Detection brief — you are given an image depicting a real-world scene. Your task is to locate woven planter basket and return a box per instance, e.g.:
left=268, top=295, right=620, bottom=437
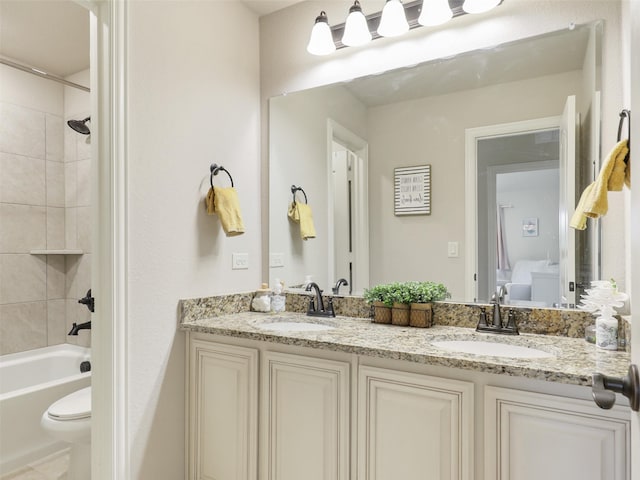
left=391, top=302, right=411, bottom=326
left=409, top=303, right=433, bottom=328
left=372, top=301, right=392, bottom=324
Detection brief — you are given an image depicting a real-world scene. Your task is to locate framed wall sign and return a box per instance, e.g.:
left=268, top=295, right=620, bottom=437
left=522, top=217, right=539, bottom=237
left=394, top=165, right=431, bottom=216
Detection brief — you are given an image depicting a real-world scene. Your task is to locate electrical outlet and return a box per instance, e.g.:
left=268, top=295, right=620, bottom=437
left=270, top=253, right=285, bottom=268
left=232, top=253, right=249, bottom=270
left=447, top=242, right=459, bottom=258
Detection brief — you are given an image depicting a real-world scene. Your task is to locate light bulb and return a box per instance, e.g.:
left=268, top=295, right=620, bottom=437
left=377, top=0, right=409, bottom=38
left=462, top=0, right=501, bottom=14
left=307, top=11, right=336, bottom=55
left=341, top=0, right=372, bottom=47
left=418, top=0, right=453, bottom=26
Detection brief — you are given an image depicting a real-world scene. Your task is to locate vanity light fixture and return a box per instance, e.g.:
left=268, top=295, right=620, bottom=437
left=378, top=0, right=410, bottom=38
left=307, top=0, right=503, bottom=55
left=462, top=0, right=501, bottom=14
left=342, top=0, right=372, bottom=47
left=306, top=11, right=336, bottom=55
left=418, top=0, right=453, bottom=26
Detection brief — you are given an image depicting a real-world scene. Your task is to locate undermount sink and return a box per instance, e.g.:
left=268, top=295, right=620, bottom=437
left=254, top=318, right=336, bottom=332
left=431, top=340, right=555, bottom=359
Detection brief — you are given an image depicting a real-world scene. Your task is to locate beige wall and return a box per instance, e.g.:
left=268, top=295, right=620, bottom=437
left=260, top=0, right=627, bottom=294
left=367, top=71, right=581, bottom=298
left=125, top=2, right=260, bottom=478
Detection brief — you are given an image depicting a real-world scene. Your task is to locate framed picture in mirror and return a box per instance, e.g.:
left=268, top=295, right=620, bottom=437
left=394, top=165, right=431, bottom=216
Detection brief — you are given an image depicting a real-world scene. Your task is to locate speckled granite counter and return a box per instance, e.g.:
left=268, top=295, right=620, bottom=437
left=180, top=310, right=630, bottom=387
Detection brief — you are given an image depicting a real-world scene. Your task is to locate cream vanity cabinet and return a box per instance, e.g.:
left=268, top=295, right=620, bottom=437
left=484, top=386, right=630, bottom=480
left=187, top=333, right=630, bottom=480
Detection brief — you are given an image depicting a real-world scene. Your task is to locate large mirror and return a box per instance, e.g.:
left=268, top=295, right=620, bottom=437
left=269, top=21, right=603, bottom=306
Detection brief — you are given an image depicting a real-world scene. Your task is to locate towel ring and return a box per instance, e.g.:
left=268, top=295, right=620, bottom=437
left=617, top=109, right=631, bottom=163
left=210, top=163, right=234, bottom=189
left=291, top=185, right=308, bottom=204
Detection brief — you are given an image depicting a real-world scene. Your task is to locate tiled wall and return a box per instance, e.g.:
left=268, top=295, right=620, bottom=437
left=0, top=68, right=91, bottom=355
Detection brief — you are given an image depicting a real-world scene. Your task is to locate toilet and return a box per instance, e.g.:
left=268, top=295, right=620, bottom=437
left=41, top=386, right=91, bottom=480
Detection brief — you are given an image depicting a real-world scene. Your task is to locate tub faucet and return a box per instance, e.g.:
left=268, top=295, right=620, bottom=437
left=332, top=278, right=349, bottom=295
left=305, top=282, right=335, bottom=317
left=68, top=320, right=91, bottom=336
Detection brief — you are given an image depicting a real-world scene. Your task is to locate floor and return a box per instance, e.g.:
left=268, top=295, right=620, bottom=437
left=0, top=449, right=70, bottom=480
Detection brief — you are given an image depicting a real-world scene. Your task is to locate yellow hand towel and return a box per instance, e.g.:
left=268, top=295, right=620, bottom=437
left=205, top=187, right=245, bottom=237
left=583, top=139, right=629, bottom=218
left=570, top=139, right=629, bottom=230
left=287, top=201, right=316, bottom=240
left=569, top=183, right=594, bottom=230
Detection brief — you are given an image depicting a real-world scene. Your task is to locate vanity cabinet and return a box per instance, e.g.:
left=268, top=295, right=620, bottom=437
left=357, top=366, right=474, bottom=480
left=484, top=386, right=630, bottom=480
left=186, top=334, right=630, bottom=480
left=187, top=340, right=259, bottom=480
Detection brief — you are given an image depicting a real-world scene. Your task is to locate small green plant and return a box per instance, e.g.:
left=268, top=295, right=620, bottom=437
left=410, top=281, right=450, bottom=304
left=364, top=281, right=450, bottom=307
left=363, top=284, right=394, bottom=307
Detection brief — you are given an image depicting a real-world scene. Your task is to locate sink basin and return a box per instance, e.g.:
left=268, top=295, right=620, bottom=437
left=431, top=340, right=555, bottom=359
left=254, top=319, right=336, bottom=332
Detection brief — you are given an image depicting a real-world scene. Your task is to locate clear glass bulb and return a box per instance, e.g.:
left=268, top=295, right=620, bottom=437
left=342, top=1, right=372, bottom=47
left=418, top=0, right=453, bottom=26
left=462, top=0, right=501, bottom=14
left=377, top=0, right=409, bottom=38
left=307, top=12, right=336, bottom=56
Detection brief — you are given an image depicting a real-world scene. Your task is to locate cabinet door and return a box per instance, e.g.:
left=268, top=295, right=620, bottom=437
left=485, top=386, right=630, bottom=480
left=261, top=351, right=350, bottom=480
left=358, top=365, right=474, bottom=480
left=188, top=339, right=258, bottom=480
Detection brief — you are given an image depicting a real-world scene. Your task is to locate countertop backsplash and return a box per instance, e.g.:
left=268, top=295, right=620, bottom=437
left=179, top=290, right=630, bottom=351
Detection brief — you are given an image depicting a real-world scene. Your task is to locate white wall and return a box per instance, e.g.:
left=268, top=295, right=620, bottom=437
left=260, top=0, right=627, bottom=292
left=125, top=2, right=260, bottom=478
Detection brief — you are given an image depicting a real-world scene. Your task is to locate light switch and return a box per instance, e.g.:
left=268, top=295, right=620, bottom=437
left=232, top=253, right=249, bottom=270
left=447, top=242, right=459, bottom=258
left=270, top=253, right=285, bottom=268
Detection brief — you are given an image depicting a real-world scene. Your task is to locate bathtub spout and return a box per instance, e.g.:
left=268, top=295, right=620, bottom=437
left=68, top=321, right=91, bottom=336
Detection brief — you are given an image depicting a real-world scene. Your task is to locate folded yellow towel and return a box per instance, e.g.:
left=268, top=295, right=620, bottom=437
left=570, top=139, right=629, bottom=230
left=287, top=201, right=316, bottom=240
left=205, top=187, right=245, bottom=237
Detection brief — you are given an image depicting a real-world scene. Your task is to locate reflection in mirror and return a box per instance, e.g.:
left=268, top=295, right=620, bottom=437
left=269, top=21, right=604, bottom=304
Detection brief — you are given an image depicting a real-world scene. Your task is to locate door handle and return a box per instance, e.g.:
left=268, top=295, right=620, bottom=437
left=592, top=364, right=640, bottom=411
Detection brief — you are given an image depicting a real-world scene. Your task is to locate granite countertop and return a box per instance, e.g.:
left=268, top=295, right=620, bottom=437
left=180, top=311, right=630, bottom=386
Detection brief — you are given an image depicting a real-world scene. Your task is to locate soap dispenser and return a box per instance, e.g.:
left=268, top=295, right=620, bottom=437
left=271, top=279, right=286, bottom=313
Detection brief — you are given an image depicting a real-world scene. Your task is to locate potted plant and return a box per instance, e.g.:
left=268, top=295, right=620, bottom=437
left=363, top=284, right=393, bottom=324
left=388, top=282, right=414, bottom=326
left=408, top=281, right=449, bottom=328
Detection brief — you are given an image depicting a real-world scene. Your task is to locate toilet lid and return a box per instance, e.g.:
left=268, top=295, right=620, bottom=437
left=48, top=386, right=91, bottom=420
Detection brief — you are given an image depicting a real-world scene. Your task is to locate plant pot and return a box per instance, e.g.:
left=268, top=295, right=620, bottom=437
left=391, top=302, right=410, bottom=326
left=410, top=302, right=433, bottom=328
left=372, top=301, right=392, bottom=324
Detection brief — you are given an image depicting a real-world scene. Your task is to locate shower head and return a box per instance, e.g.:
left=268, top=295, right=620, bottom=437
left=67, top=116, right=91, bottom=135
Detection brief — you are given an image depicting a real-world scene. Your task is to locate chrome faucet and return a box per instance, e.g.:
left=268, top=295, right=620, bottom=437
left=332, top=278, right=349, bottom=295
left=305, top=282, right=335, bottom=317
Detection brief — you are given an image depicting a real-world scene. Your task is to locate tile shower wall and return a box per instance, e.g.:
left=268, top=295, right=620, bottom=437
left=0, top=66, right=91, bottom=354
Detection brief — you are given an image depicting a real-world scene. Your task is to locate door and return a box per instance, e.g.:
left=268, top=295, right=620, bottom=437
left=631, top=3, right=640, bottom=477
left=261, top=351, right=350, bottom=480
left=558, top=95, right=577, bottom=306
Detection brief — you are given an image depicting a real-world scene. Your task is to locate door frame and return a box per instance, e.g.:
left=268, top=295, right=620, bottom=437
left=87, top=1, right=129, bottom=479
left=464, top=116, right=560, bottom=301
left=327, top=119, right=369, bottom=295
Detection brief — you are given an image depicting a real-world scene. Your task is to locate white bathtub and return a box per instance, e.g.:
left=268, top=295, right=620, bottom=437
left=0, top=344, right=91, bottom=475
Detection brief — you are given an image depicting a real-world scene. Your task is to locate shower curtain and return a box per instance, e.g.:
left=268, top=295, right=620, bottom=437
left=496, top=205, right=510, bottom=270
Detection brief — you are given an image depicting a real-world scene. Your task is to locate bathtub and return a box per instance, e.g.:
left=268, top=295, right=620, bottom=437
left=0, top=344, right=91, bottom=474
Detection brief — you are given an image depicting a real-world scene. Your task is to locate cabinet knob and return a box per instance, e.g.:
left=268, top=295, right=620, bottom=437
left=592, top=364, right=640, bottom=411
